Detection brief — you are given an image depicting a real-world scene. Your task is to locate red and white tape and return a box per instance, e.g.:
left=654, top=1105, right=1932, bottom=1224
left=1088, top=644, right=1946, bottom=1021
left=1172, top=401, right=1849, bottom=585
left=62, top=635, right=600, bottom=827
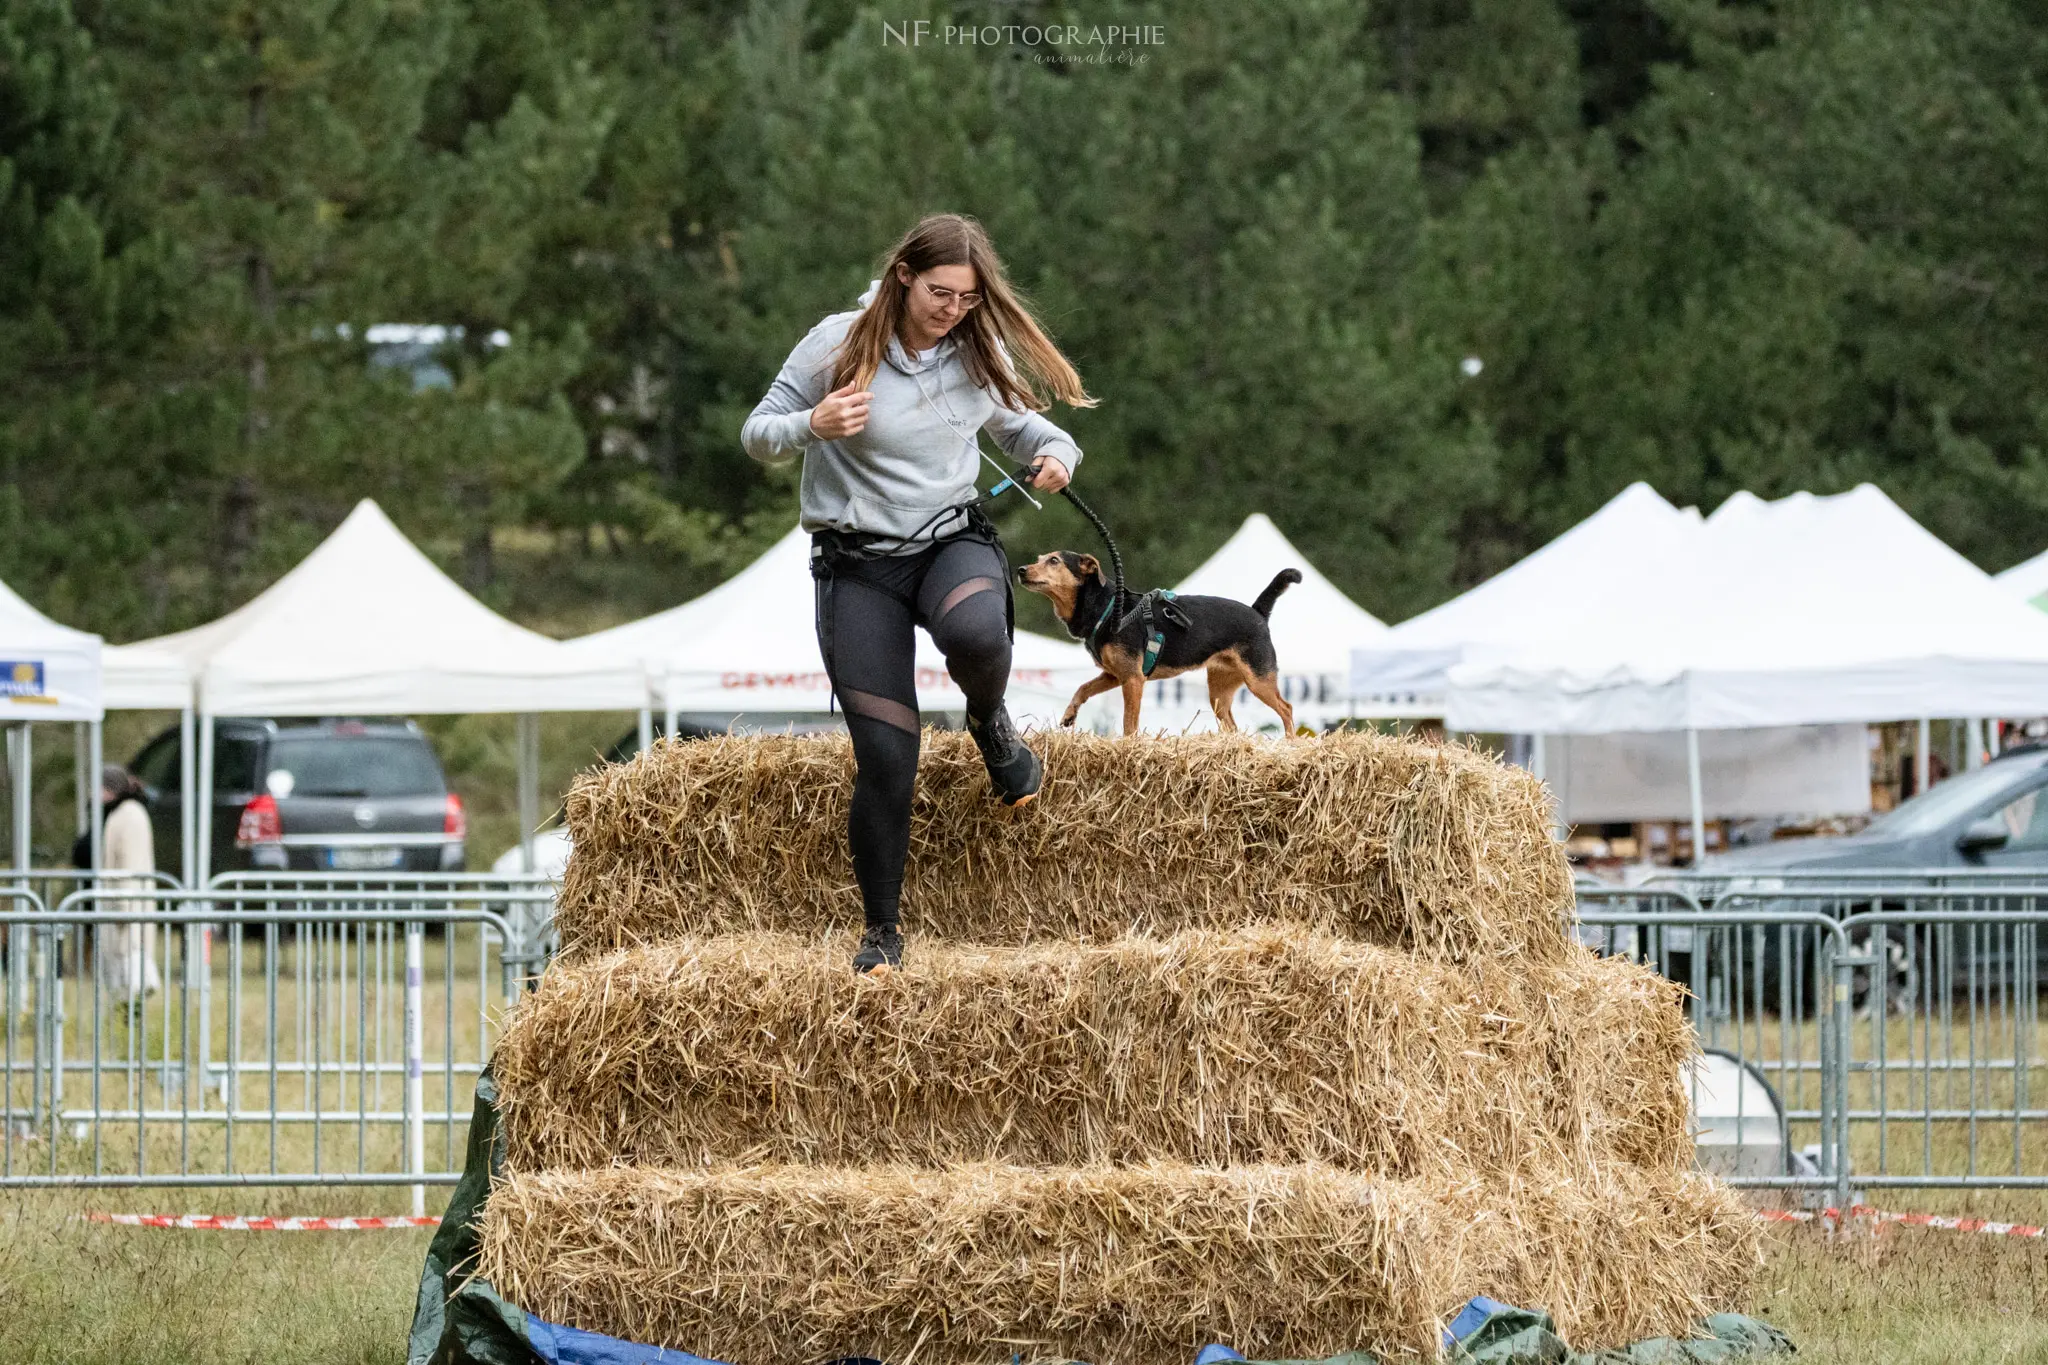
left=83, top=1212, right=440, bottom=1231
left=1758, top=1204, right=2046, bottom=1239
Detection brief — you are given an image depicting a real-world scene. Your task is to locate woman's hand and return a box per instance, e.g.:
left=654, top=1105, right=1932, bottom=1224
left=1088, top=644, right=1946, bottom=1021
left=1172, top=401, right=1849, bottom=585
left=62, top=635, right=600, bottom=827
left=807, top=381, right=873, bottom=441
left=1028, top=456, right=1071, bottom=493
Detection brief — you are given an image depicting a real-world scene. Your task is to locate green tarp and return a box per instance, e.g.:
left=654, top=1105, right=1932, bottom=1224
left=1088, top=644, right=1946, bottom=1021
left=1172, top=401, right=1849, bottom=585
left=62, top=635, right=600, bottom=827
left=407, top=1068, right=542, bottom=1365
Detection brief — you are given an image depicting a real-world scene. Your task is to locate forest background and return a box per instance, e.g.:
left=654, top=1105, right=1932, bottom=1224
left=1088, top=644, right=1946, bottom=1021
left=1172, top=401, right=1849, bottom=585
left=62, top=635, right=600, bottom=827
left=9, top=0, right=2048, bottom=646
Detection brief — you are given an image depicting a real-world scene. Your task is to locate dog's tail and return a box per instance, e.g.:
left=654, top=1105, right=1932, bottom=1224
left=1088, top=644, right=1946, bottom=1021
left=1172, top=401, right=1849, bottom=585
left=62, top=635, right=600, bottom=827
left=1252, top=568, right=1303, bottom=619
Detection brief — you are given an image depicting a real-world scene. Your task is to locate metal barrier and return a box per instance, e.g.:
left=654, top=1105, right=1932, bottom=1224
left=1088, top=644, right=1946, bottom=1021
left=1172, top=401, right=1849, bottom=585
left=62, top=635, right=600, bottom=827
left=17, top=863, right=2047, bottom=1200
left=0, top=881, right=551, bottom=1205
left=211, top=870, right=561, bottom=979
left=1580, top=872, right=2048, bottom=1199
left=1576, top=895, right=1855, bottom=1204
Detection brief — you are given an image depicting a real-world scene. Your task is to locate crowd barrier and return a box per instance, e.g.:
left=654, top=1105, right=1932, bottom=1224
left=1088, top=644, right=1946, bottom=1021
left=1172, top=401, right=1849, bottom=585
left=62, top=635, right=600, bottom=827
left=8, top=867, right=2048, bottom=1205
left=1581, top=871, right=2048, bottom=1206
left=0, top=874, right=553, bottom=1210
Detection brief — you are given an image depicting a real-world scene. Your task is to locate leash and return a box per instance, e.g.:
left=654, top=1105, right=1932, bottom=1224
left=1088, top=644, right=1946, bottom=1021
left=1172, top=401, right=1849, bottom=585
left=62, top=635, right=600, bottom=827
left=990, top=474, right=1189, bottom=676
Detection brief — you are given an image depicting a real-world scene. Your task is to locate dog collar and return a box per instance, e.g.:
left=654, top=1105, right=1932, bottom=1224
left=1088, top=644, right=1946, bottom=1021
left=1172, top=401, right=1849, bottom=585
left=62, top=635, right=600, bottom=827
left=1085, top=593, right=1118, bottom=658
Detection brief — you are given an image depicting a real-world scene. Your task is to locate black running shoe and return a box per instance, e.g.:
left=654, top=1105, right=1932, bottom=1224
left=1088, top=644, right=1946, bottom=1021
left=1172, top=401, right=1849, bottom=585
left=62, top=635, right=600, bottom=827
left=853, top=923, right=903, bottom=976
left=966, top=703, right=1043, bottom=806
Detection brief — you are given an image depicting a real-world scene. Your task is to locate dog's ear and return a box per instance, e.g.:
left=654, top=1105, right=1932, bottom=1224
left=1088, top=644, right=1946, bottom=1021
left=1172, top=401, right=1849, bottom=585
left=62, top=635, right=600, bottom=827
left=1075, top=553, right=1103, bottom=583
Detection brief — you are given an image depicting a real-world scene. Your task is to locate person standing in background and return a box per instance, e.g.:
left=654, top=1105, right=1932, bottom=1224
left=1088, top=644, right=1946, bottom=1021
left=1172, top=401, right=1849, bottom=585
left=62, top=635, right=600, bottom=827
left=92, top=765, right=160, bottom=1002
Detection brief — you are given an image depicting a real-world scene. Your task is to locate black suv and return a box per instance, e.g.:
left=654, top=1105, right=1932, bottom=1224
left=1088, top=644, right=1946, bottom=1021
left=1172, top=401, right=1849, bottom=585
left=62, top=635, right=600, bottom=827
left=129, top=718, right=465, bottom=878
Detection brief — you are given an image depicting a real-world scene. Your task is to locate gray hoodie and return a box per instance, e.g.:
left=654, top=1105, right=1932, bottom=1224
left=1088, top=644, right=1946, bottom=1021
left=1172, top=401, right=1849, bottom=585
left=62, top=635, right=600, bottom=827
left=741, top=282, right=1085, bottom=549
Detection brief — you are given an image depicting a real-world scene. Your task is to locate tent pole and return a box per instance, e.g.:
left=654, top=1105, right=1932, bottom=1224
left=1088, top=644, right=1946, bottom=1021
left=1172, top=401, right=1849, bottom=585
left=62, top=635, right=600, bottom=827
left=1916, top=717, right=1931, bottom=795
left=194, top=709, right=213, bottom=1100
left=1687, top=727, right=1707, bottom=868
left=88, top=721, right=103, bottom=875
left=194, top=712, right=213, bottom=892
left=7, top=726, right=27, bottom=1062
left=517, top=713, right=538, bottom=876
left=1990, top=720, right=2003, bottom=759
left=663, top=672, right=679, bottom=748
left=1967, top=718, right=1985, bottom=771
left=636, top=707, right=653, bottom=756
left=74, top=723, right=89, bottom=841
left=1529, top=734, right=1565, bottom=840
left=11, top=723, right=29, bottom=876
left=178, top=706, right=196, bottom=888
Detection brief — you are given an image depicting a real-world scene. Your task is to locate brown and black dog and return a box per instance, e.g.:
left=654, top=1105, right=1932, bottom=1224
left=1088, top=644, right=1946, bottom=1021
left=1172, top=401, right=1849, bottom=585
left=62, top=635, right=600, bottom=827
left=1018, top=551, right=1301, bottom=735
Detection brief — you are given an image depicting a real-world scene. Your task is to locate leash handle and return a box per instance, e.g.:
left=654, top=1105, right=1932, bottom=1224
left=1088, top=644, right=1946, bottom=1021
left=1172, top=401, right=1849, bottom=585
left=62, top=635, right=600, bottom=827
left=984, top=456, right=1043, bottom=509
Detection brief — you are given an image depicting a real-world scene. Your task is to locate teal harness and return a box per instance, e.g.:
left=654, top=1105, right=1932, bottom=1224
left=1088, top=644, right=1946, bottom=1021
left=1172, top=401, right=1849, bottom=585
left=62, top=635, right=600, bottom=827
left=1086, top=587, right=1192, bottom=678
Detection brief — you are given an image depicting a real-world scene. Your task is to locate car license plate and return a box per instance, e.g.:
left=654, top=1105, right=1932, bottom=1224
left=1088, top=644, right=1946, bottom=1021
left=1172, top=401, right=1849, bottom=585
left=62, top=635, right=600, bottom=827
left=326, top=846, right=404, bottom=870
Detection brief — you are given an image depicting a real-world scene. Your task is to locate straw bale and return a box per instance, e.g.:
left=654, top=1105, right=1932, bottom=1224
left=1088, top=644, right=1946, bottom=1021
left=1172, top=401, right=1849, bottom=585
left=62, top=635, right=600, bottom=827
left=1517, top=947, right=1694, bottom=1172
left=553, top=730, right=1572, bottom=963
left=494, top=931, right=1691, bottom=1179
left=477, top=1162, right=1759, bottom=1364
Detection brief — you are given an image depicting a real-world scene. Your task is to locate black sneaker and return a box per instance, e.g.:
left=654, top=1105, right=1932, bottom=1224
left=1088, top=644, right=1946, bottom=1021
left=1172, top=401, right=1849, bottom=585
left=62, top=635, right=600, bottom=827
left=853, top=923, right=903, bottom=976
left=966, top=703, right=1043, bottom=806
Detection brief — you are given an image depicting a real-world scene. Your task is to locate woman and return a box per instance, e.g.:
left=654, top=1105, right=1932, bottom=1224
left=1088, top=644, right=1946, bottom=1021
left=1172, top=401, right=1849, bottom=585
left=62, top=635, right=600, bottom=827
left=96, top=764, right=160, bottom=1002
left=743, top=212, right=1096, bottom=975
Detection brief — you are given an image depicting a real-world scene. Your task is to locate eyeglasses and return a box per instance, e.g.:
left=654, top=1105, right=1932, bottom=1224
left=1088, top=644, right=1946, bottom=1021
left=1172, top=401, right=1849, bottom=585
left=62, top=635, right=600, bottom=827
left=918, top=276, right=984, bottom=311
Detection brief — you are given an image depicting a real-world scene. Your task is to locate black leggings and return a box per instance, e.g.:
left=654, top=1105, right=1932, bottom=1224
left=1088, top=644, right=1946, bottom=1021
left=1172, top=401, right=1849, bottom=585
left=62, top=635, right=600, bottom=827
left=812, top=525, right=1014, bottom=928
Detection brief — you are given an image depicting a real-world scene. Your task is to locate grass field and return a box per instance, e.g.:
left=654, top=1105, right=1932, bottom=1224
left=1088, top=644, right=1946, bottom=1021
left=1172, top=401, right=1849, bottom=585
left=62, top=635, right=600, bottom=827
left=4, top=1182, right=2047, bottom=1363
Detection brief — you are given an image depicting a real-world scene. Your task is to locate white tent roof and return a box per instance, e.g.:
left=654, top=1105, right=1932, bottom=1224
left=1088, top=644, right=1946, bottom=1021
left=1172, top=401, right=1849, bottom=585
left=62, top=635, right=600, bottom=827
left=102, top=642, right=192, bottom=711
left=1351, top=482, right=1702, bottom=706
left=1444, top=484, right=2048, bottom=733
left=0, top=577, right=102, bottom=722
left=566, top=527, right=1099, bottom=725
left=126, top=499, right=640, bottom=716
left=1994, top=544, right=2048, bottom=609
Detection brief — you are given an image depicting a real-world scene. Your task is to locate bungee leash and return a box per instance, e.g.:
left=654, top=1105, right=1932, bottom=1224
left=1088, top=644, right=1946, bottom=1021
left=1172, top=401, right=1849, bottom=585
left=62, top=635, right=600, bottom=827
left=988, top=467, right=1189, bottom=676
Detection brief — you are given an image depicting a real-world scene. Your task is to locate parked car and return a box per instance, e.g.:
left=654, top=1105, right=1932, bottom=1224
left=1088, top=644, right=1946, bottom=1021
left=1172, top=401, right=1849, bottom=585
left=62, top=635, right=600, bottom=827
left=1691, top=745, right=2048, bottom=1011
left=1705, top=745, right=2048, bottom=880
left=129, top=718, right=464, bottom=878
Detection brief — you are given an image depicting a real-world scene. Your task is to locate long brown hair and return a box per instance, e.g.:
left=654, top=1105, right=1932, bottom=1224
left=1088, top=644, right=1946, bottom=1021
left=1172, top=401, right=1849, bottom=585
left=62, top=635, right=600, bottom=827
left=829, top=213, right=1097, bottom=414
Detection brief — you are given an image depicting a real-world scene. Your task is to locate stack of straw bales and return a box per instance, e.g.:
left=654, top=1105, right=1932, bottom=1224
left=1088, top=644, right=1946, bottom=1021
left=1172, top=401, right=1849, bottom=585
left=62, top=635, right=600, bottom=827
left=481, top=731, right=1757, bottom=1363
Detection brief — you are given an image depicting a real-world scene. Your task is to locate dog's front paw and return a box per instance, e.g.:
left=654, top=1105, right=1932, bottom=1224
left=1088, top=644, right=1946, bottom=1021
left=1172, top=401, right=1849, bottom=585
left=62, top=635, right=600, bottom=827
left=1060, top=710, right=1079, bottom=728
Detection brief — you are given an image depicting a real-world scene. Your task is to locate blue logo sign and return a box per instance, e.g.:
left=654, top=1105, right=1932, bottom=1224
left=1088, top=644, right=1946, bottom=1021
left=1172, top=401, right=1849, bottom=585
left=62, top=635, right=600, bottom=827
left=1, top=661, right=46, bottom=697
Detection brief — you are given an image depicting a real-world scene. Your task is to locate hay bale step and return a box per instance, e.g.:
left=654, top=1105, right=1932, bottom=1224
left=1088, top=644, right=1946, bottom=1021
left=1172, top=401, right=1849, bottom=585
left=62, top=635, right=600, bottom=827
left=479, top=1162, right=1759, bottom=1365
left=495, top=930, right=1691, bottom=1177
left=555, top=731, right=1572, bottom=962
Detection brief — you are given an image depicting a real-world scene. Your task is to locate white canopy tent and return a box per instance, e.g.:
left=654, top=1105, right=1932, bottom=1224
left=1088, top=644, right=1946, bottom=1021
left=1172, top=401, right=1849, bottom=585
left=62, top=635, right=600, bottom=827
left=0, top=578, right=102, bottom=723
left=102, top=642, right=195, bottom=711
left=1112, top=514, right=1388, bottom=734
left=1446, top=486, right=2048, bottom=732
left=1444, top=484, right=2048, bottom=853
left=1541, top=725, right=1872, bottom=827
left=1350, top=482, right=1702, bottom=711
left=566, top=527, right=1102, bottom=737
left=1, top=576, right=106, bottom=892
left=1346, top=483, right=1877, bottom=847
left=121, top=499, right=644, bottom=881
left=137, top=500, right=639, bottom=717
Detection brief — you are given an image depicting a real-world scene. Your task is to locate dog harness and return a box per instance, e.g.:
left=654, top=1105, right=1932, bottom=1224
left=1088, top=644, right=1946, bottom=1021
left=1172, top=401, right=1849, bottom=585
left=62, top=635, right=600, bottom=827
left=1087, top=588, right=1194, bottom=678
